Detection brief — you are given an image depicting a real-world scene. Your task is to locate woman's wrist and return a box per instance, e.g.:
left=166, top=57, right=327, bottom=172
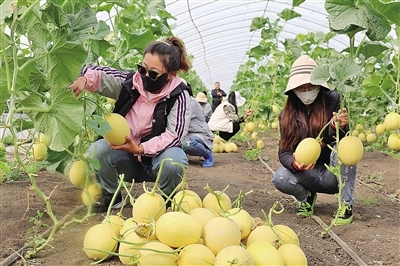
left=138, top=144, right=143, bottom=155
left=78, top=75, right=87, bottom=89
left=134, top=144, right=143, bottom=156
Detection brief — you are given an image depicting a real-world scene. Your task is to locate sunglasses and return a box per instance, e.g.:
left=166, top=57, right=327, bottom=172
left=137, top=63, right=165, bottom=81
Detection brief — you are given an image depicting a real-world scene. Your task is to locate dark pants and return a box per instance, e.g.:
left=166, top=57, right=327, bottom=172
left=214, top=122, right=241, bottom=141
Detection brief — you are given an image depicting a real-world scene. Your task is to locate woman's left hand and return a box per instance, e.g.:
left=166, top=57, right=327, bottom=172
left=332, top=108, right=348, bottom=127
left=109, top=136, right=139, bottom=154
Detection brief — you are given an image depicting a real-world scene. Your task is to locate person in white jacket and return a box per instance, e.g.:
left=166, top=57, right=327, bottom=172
left=208, top=91, right=253, bottom=141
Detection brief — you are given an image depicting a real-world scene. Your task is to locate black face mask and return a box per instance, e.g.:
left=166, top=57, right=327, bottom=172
left=141, top=73, right=168, bottom=93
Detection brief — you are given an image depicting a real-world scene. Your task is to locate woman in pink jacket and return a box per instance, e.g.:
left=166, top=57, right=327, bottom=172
left=69, top=37, right=192, bottom=213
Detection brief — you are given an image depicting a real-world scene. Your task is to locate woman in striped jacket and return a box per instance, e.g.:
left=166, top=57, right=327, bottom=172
left=69, top=36, right=192, bottom=213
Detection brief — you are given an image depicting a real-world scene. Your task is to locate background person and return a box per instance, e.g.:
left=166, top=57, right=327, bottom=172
left=271, top=55, right=356, bottom=225
left=211, top=82, right=226, bottom=112
left=182, top=85, right=214, bottom=168
left=195, top=92, right=212, bottom=122
left=208, top=91, right=253, bottom=141
left=69, top=36, right=192, bottom=213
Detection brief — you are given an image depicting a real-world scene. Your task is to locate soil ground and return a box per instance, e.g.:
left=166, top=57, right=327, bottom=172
left=0, top=132, right=399, bottom=266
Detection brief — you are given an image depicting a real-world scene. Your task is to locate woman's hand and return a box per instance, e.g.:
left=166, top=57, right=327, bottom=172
left=292, top=154, right=316, bottom=171
left=68, top=76, right=86, bottom=97
left=244, top=109, right=253, bottom=120
left=331, top=108, right=348, bottom=127
left=109, top=136, right=140, bottom=154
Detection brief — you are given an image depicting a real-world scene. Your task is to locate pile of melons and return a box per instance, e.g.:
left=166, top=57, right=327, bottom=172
left=82, top=187, right=308, bottom=266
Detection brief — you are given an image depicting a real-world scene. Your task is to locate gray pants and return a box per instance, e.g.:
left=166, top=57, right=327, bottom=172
left=271, top=150, right=356, bottom=205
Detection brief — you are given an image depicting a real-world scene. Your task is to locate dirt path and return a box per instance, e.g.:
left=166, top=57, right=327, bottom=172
left=0, top=133, right=399, bottom=265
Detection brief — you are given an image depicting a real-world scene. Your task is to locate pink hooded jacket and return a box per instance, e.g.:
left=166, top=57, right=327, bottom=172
left=82, top=66, right=191, bottom=156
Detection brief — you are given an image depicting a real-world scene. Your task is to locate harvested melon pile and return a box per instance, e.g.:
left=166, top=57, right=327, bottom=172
left=82, top=183, right=308, bottom=266
left=212, top=135, right=238, bottom=153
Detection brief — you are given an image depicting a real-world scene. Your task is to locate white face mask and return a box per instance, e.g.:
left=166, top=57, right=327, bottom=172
left=293, top=87, right=320, bottom=105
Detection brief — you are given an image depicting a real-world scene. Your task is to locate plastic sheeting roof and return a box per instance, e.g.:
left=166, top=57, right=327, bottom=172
left=165, top=1, right=356, bottom=92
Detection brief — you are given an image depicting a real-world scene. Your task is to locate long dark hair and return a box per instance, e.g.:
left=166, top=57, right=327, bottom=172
left=227, top=91, right=238, bottom=113
left=144, top=36, right=191, bottom=73
left=280, top=89, right=328, bottom=151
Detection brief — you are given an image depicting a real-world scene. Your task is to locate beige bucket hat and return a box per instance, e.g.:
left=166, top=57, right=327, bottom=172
left=195, top=92, right=208, bottom=103
left=285, top=55, right=329, bottom=94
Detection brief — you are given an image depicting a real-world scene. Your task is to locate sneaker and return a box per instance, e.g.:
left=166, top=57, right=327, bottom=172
left=335, top=204, right=353, bottom=225
left=92, top=190, right=124, bottom=213
left=297, top=191, right=317, bottom=217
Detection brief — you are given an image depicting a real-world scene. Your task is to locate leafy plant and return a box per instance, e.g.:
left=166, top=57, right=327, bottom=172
left=244, top=148, right=260, bottom=161
left=0, top=0, right=195, bottom=258
left=26, top=210, right=48, bottom=258
left=359, top=195, right=379, bottom=206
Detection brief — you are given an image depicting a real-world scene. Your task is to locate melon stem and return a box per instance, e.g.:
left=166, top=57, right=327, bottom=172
left=204, top=183, right=230, bottom=216
left=105, top=174, right=125, bottom=217
left=231, top=189, right=253, bottom=208
left=155, top=160, right=187, bottom=207
left=144, top=158, right=173, bottom=195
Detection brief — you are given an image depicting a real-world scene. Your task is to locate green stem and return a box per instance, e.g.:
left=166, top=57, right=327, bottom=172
left=105, top=174, right=126, bottom=217
left=261, top=201, right=285, bottom=247
left=353, top=35, right=366, bottom=59
left=119, top=180, right=135, bottom=214
left=316, top=119, right=333, bottom=141
left=144, top=158, right=173, bottom=195
left=231, top=190, right=253, bottom=208
left=321, top=121, right=344, bottom=236
left=15, top=107, right=50, bottom=113
left=204, top=183, right=230, bottom=216
left=19, top=53, right=48, bottom=72
left=156, top=160, right=187, bottom=210
left=0, top=31, right=12, bottom=94
left=16, top=0, right=40, bottom=21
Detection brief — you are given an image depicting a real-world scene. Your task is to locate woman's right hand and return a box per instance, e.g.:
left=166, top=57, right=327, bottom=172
left=244, top=109, right=253, bottom=119
left=68, top=76, right=86, bottom=97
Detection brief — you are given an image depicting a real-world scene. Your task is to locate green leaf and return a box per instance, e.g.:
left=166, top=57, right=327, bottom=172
left=277, top=8, right=301, bottom=22
left=380, top=76, right=394, bottom=92
left=329, top=58, right=360, bottom=82
left=370, top=0, right=400, bottom=26
left=293, top=0, right=305, bottom=7
left=325, top=0, right=391, bottom=40
left=12, top=117, right=34, bottom=132
left=362, top=74, right=383, bottom=97
left=87, top=115, right=111, bottom=136
left=27, top=16, right=51, bottom=53
left=45, top=31, right=87, bottom=88
left=88, top=20, right=110, bottom=40
left=120, top=28, right=155, bottom=53
left=90, top=39, right=113, bottom=58
left=250, top=17, right=268, bottom=31
left=248, top=45, right=268, bottom=60
left=282, top=39, right=302, bottom=58
left=314, top=31, right=326, bottom=44
left=335, top=81, right=356, bottom=93
left=66, top=8, right=98, bottom=44
left=46, top=148, right=73, bottom=175
left=21, top=89, right=84, bottom=152
left=107, top=0, right=129, bottom=8
left=311, top=65, right=330, bottom=85
left=147, top=0, right=165, bottom=16
left=0, top=0, right=17, bottom=24
left=343, top=42, right=389, bottom=60
left=41, top=2, right=68, bottom=28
